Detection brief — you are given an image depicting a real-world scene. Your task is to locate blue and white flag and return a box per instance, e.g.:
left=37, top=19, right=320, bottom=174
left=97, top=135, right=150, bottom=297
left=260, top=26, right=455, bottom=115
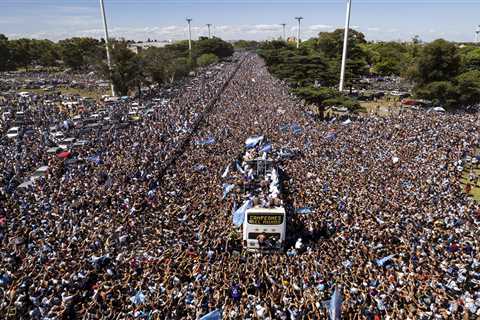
left=291, top=124, right=302, bottom=134
left=221, top=164, right=230, bottom=178
left=328, top=286, right=342, bottom=320
left=296, top=207, right=313, bottom=214
left=376, top=254, right=395, bottom=267
left=235, top=161, right=245, bottom=175
left=260, top=143, right=272, bottom=153
left=130, top=291, right=145, bottom=305
left=222, top=183, right=235, bottom=200
left=195, top=137, right=215, bottom=146
left=87, top=155, right=102, bottom=165
left=200, top=309, right=222, bottom=320
left=279, top=124, right=290, bottom=133
left=325, top=132, right=337, bottom=141
left=245, top=135, right=264, bottom=148
left=233, top=200, right=252, bottom=227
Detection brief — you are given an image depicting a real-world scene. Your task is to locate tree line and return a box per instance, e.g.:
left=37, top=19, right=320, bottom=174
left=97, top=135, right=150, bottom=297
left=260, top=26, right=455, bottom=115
left=258, top=30, right=480, bottom=115
left=0, top=34, right=234, bottom=96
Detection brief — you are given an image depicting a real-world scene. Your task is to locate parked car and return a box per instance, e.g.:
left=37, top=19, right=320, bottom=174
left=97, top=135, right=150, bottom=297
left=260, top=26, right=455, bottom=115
left=7, top=126, right=21, bottom=139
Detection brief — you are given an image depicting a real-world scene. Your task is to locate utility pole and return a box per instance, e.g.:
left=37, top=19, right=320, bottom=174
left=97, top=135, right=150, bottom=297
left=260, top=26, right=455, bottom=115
left=207, top=23, right=212, bottom=39
left=186, top=18, right=193, bottom=57
left=281, top=23, right=286, bottom=41
left=294, top=17, right=303, bottom=49
left=339, top=0, right=352, bottom=92
left=99, top=0, right=115, bottom=96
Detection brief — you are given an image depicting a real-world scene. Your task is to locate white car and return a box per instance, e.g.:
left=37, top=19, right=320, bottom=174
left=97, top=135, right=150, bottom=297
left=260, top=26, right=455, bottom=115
left=58, top=137, right=76, bottom=150
left=7, top=127, right=20, bottom=139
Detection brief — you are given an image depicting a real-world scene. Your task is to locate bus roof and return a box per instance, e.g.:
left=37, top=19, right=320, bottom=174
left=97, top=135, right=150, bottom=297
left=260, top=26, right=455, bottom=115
left=246, top=207, right=285, bottom=214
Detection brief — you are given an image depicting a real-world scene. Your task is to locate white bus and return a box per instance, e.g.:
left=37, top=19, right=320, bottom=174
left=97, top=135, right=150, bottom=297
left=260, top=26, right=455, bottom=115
left=243, top=207, right=286, bottom=250
left=240, top=157, right=287, bottom=251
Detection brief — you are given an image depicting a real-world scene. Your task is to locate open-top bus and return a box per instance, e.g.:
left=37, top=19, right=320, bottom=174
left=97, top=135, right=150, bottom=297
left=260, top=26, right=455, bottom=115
left=241, top=140, right=288, bottom=251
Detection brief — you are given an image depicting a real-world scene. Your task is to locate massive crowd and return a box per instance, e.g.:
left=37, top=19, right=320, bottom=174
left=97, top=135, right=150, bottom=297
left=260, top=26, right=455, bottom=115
left=1, top=53, right=480, bottom=319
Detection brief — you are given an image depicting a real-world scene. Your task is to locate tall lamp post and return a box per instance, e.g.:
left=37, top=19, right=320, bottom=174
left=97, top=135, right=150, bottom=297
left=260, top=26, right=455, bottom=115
left=99, top=0, right=115, bottom=96
left=294, top=17, right=303, bottom=48
left=339, top=0, right=352, bottom=92
left=186, top=18, right=193, bottom=57
left=207, top=23, right=212, bottom=38
left=281, top=23, right=286, bottom=41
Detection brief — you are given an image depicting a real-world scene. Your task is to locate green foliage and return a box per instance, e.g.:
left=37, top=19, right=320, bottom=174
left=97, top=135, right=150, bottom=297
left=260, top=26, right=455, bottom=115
left=361, top=42, right=409, bottom=76
left=165, top=40, right=191, bottom=58
left=140, top=47, right=175, bottom=85
left=58, top=37, right=104, bottom=70
left=456, top=70, right=480, bottom=106
left=415, top=81, right=459, bottom=107
left=8, top=38, right=33, bottom=70
left=98, top=42, right=144, bottom=96
left=408, top=39, right=480, bottom=108
left=233, top=40, right=259, bottom=50
left=313, top=29, right=369, bottom=89
left=323, top=96, right=360, bottom=110
left=193, top=37, right=234, bottom=60
left=292, top=86, right=358, bottom=118
left=168, top=57, right=194, bottom=82
left=197, top=53, right=219, bottom=67
left=410, top=39, right=461, bottom=85
left=315, top=29, right=366, bottom=59
left=462, top=48, right=480, bottom=72
left=29, top=39, right=59, bottom=67
left=293, top=86, right=338, bottom=104
left=269, top=53, right=334, bottom=87
left=0, top=34, right=10, bottom=71
left=259, top=40, right=290, bottom=51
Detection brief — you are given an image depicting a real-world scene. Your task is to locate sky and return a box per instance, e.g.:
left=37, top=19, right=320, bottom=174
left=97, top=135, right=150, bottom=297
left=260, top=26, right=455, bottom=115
left=1, top=0, right=480, bottom=43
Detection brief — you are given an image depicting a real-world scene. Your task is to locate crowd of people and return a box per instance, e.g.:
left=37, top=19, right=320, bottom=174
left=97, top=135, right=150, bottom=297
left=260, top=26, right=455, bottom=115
left=1, top=52, right=480, bottom=319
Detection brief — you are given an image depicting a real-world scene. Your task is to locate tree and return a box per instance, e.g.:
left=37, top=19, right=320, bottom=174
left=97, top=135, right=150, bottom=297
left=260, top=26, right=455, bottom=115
left=58, top=37, right=103, bottom=70
left=314, top=29, right=369, bottom=90
left=233, top=40, right=259, bottom=50
left=323, top=96, right=360, bottom=111
left=410, top=39, right=461, bottom=85
left=165, top=41, right=190, bottom=59
left=269, top=53, right=335, bottom=87
left=140, top=47, right=174, bottom=85
left=9, top=38, right=33, bottom=70
left=0, top=34, right=10, bottom=71
left=292, top=86, right=339, bottom=119
left=29, top=39, right=59, bottom=67
left=415, top=81, right=459, bottom=107
left=462, top=48, right=480, bottom=72
left=197, top=53, right=219, bottom=67
left=259, top=40, right=290, bottom=51
left=361, top=42, right=409, bottom=76
left=315, top=29, right=366, bottom=59
left=99, top=42, right=144, bottom=96
left=456, top=70, right=480, bottom=106
left=166, top=57, right=193, bottom=83
left=193, top=37, right=234, bottom=60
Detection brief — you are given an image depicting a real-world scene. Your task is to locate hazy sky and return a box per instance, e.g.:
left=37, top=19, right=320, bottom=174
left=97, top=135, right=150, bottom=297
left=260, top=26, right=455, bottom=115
left=1, top=0, right=479, bottom=42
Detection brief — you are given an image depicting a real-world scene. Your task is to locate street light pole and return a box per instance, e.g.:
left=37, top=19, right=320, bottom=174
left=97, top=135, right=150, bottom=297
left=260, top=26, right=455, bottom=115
left=99, top=0, right=115, bottom=96
left=186, top=18, right=193, bottom=56
left=281, top=23, right=286, bottom=41
left=207, top=23, right=212, bottom=39
left=295, top=17, right=303, bottom=49
left=339, top=0, right=352, bottom=92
